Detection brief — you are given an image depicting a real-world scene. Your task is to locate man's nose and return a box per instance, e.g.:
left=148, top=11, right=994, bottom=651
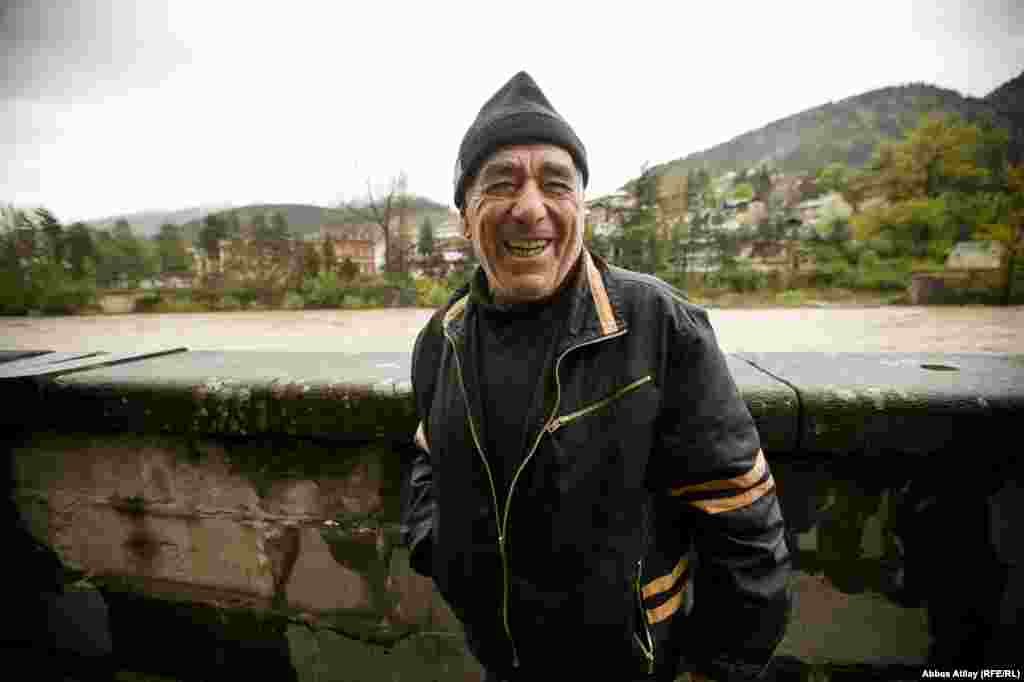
left=510, top=181, right=546, bottom=224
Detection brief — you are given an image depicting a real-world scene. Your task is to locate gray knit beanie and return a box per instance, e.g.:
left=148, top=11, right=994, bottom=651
left=453, top=71, right=588, bottom=209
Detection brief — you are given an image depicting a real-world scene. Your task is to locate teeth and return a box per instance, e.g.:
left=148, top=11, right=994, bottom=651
left=506, top=239, right=548, bottom=249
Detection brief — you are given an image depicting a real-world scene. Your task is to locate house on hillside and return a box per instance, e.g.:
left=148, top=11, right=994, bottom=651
left=585, top=191, right=636, bottom=238
left=770, top=174, right=816, bottom=208
left=946, top=241, right=1005, bottom=270
left=320, top=223, right=379, bottom=275
left=796, top=192, right=851, bottom=227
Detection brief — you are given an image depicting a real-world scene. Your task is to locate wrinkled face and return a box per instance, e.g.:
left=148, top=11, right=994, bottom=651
left=462, top=144, right=584, bottom=305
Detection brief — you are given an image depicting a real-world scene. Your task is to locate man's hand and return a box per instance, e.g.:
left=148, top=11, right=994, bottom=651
left=689, top=672, right=719, bottom=682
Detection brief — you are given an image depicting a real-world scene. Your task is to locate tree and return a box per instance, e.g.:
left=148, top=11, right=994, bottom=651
left=35, top=207, right=64, bottom=266
left=198, top=213, right=230, bottom=272
left=871, top=113, right=991, bottom=201
left=270, top=211, right=289, bottom=240
left=301, top=241, right=321, bottom=280
left=975, top=162, right=1024, bottom=304
left=339, top=172, right=409, bottom=274
left=753, top=166, right=773, bottom=201
left=156, top=223, right=191, bottom=276
left=65, top=222, right=96, bottom=280
left=339, top=257, right=359, bottom=282
left=418, top=215, right=436, bottom=257
left=321, top=235, right=337, bottom=274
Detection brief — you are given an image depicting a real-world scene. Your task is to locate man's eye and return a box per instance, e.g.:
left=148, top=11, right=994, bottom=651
left=546, top=181, right=573, bottom=193
left=485, top=182, right=516, bottom=194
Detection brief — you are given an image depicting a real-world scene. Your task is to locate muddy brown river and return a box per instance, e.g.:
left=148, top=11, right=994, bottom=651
left=1, top=306, right=1023, bottom=356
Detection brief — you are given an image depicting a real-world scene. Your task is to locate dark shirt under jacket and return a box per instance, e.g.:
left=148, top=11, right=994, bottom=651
left=467, top=263, right=578, bottom=497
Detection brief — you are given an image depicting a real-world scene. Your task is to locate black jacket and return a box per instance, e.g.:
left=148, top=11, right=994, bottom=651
left=400, top=251, right=791, bottom=680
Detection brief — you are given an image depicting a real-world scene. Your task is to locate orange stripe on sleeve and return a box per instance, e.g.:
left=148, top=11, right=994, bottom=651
left=642, top=556, right=689, bottom=600
left=688, top=475, right=776, bottom=515
left=669, top=449, right=767, bottom=497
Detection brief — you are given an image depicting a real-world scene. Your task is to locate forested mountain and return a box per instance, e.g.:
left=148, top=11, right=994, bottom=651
left=647, top=70, right=1024, bottom=182
left=179, top=196, right=451, bottom=242
left=86, top=205, right=232, bottom=238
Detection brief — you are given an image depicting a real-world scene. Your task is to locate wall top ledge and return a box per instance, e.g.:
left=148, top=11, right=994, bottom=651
left=2, top=350, right=1021, bottom=456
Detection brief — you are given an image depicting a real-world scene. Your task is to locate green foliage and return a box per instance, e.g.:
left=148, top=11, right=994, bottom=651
left=156, top=223, right=191, bottom=275
left=133, top=291, right=164, bottom=312
left=731, top=182, right=755, bottom=201
left=302, top=270, right=345, bottom=307
left=282, top=291, right=306, bottom=310
left=417, top=215, right=436, bottom=257
left=342, top=294, right=366, bottom=309
left=415, top=277, right=453, bottom=307
left=29, top=262, right=98, bottom=314
left=338, top=257, right=359, bottom=282
left=708, top=265, right=767, bottom=293
left=776, top=289, right=807, bottom=305
left=219, top=294, right=244, bottom=311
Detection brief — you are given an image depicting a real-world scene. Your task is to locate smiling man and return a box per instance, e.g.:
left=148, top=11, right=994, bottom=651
left=400, top=71, right=791, bottom=682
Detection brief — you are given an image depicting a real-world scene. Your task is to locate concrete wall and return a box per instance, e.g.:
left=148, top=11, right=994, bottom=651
left=2, top=349, right=1021, bottom=680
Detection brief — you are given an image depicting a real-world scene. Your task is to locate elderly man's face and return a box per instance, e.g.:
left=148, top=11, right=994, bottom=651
left=462, top=144, right=584, bottom=305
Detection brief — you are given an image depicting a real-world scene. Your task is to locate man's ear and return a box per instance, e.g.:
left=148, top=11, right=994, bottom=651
left=460, top=210, right=470, bottom=239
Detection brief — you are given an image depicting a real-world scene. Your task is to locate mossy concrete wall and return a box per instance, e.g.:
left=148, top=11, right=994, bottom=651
left=2, top=349, right=1021, bottom=680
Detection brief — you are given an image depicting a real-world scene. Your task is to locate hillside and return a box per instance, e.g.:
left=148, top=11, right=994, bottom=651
left=86, top=204, right=233, bottom=238
left=179, top=196, right=451, bottom=243
left=647, top=71, right=1023, bottom=183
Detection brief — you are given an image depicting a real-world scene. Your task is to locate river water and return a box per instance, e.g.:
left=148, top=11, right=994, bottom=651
left=2, top=306, right=1022, bottom=355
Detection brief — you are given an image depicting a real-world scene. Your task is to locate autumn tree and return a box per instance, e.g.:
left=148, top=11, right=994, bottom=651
left=975, top=162, right=1024, bottom=304
left=301, top=241, right=321, bottom=280
left=851, top=113, right=1010, bottom=260
left=321, top=235, right=337, bottom=274
left=339, top=172, right=409, bottom=274
left=198, top=214, right=230, bottom=270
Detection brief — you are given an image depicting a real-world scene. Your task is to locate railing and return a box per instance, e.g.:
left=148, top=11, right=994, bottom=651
left=2, top=348, right=1021, bottom=680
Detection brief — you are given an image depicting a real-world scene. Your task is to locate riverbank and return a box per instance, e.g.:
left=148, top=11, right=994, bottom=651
left=3, top=306, right=1022, bottom=355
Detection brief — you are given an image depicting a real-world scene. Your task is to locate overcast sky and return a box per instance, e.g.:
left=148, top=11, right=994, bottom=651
left=2, top=0, right=1023, bottom=224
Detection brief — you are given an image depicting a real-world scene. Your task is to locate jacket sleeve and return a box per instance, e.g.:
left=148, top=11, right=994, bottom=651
left=651, top=305, right=792, bottom=681
left=399, top=314, right=443, bottom=578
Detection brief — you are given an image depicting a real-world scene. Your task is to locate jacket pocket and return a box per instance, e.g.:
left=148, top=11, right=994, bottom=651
left=547, top=374, right=654, bottom=434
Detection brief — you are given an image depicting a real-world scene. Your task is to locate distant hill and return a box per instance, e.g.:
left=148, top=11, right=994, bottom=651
left=179, top=196, right=452, bottom=243
left=85, top=204, right=233, bottom=238
left=645, top=70, right=1024, bottom=184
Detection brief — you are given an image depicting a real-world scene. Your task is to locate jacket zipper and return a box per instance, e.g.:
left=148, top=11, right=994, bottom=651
left=443, top=324, right=511, bottom=661
left=446, top=318, right=629, bottom=669
left=545, top=374, right=653, bottom=435
left=634, top=558, right=656, bottom=675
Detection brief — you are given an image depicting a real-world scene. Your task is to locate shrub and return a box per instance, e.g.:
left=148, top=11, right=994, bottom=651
left=429, top=285, right=452, bottom=307
left=225, top=287, right=259, bottom=309
left=192, top=288, right=221, bottom=308
left=776, top=289, right=806, bottom=306
left=282, top=292, right=306, bottom=310
left=711, top=266, right=766, bottom=293
left=342, top=294, right=365, bottom=308
left=132, top=291, right=163, bottom=313
left=303, top=271, right=345, bottom=308
left=858, top=249, right=881, bottom=270
left=219, top=294, right=243, bottom=311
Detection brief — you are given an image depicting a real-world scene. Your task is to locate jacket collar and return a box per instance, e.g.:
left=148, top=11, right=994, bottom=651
left=443, top=249, right=626, bottom=350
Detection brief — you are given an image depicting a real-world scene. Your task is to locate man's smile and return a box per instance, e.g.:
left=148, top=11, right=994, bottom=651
left=504, top=239, right=552, bottom=258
